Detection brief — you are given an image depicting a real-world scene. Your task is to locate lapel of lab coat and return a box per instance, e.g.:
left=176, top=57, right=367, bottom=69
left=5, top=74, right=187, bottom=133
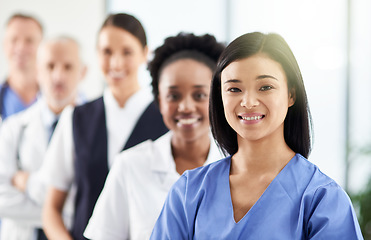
left=18, top=100, right=49, bottom=171
left=148, top=131, right=224, bottom=191
left=149, top=132, right=180, bottom=191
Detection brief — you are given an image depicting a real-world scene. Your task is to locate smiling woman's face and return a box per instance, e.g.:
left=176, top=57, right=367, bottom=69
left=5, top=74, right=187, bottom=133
left=97, top=26, right=147, bottom=89
left=221, top=53, right=295, bottom=143
left=158, top=58, right=212, bottom=143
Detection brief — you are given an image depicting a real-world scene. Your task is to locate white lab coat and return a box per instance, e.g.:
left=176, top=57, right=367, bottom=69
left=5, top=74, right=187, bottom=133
left=0, top=98, right=74, bottom=240
left=84, top=131, right=225, bottom=240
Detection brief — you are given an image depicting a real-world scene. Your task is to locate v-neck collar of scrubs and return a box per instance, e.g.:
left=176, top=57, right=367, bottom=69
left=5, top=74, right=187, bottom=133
left=225, top=154, right=299, bottom=224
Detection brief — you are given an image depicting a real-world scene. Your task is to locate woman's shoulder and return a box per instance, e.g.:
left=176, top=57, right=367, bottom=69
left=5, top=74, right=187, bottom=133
left=293, top=154, right=339, bottom=188
left=292, top=155, right=362, bottom=238
left=114, top=139, right=156, bottom=167
left=114, top=132, right=171, bottom=169
left=165, top=156, right=231, bottom=209
left=74, top=95, right=103, bottom=112
left=182, top=156, right=230, bottom=183
left=290, top=154, right=350, bottom=204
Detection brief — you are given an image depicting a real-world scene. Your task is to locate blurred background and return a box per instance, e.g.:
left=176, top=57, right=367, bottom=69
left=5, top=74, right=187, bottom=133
left=1, top=0, right=371, bottom=237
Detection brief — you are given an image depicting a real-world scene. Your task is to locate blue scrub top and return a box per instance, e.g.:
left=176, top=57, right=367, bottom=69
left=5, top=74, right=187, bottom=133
left=0, top=82, right=36, bottom=121
left=151, top=154, right=363, bottom=239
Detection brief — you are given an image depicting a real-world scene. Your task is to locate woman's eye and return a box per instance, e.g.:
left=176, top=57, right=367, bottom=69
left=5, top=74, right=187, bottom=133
left=123, top=49, right=132, bottom=56
left=260, top=85, right=273, bottom=91
left=193, top=92, right=208, bottom=101
left=103, top=49, right=111, bottom=56
left=227, top=87, right=241, bottom=93
left=166, top=93, right=180, bottom=101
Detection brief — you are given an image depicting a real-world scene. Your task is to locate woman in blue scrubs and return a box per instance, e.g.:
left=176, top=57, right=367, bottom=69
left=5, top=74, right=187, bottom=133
left=150, top=32, right=363, bottom=239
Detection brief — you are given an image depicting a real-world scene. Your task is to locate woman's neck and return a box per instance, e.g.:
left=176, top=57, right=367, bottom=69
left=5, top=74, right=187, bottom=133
left=171, top=133, right=211, bottom=174
left=110, top=80, right=140, bottom=108
left=232, top=132, right=295, bottom=175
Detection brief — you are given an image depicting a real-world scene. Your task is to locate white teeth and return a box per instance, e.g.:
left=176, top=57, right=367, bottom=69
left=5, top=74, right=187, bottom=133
left=178, top=118, right=198, bottom=124
left=109, top=71, right=125, bottom=78
left=241, top=115, right=262, bottom=121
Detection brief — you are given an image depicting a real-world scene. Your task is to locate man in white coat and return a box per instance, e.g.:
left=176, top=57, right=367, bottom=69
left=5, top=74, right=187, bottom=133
left=0, top=36, right=86, bottom=240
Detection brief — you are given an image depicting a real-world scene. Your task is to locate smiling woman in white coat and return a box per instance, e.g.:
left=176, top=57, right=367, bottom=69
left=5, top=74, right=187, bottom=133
left=83, top=33, right=225, bottom=240
left=41, top=13, right=168, bottom=240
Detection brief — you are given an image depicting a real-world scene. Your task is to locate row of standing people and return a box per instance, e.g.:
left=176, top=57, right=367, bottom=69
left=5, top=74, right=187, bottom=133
left=0, top=12, right=364, bottom=240
left=85, top=26, right=363, bottom=239
left=0, top=12, right=168, bottom=239
left=0, top=12, right=224, bottom=239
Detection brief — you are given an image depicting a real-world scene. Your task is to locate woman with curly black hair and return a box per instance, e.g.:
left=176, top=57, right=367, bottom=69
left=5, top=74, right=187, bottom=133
left=84, top=33, right=225, bottom=239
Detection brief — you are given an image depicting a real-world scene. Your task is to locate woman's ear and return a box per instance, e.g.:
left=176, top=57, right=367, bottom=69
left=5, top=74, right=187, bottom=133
left=288, top=88, right=296, bottom=107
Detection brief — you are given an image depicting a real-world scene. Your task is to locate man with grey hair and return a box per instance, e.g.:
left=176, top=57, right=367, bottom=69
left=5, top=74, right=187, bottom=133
left=0, top=13, right=43, bottom=124
left=0, top=36, right=86, bottom=240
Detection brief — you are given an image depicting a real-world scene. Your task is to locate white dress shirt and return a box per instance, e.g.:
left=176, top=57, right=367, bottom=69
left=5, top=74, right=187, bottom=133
left=84, top=131, right=224, bottom=240
left=42, top=87, right=153, bottom=229
left=0, top=98, right=62, bottom=240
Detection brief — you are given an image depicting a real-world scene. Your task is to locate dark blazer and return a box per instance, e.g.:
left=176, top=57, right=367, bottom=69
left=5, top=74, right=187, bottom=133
left=71, top=97, right=168, bottom=240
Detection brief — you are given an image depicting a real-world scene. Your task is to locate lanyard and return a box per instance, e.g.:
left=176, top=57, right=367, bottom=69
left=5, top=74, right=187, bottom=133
left=0, top=81, right=9, bottom=124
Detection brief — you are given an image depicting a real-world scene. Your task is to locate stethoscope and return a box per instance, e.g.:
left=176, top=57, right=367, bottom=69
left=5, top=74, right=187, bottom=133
left=0, top=81, right=9, bottom=125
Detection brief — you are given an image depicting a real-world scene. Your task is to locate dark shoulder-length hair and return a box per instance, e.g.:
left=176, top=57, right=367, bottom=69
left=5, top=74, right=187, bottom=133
left=210, top=32, right=312, bottom=158
left=99, top=13, right=147, bottom=48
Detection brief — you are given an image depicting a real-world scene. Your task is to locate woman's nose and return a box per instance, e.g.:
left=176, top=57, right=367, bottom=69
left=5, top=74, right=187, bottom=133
left=178, top=96, right=196, bottom=112
left=240, top=92, right=259, bottom=109
left=110, top=54, right=124, bottom=69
